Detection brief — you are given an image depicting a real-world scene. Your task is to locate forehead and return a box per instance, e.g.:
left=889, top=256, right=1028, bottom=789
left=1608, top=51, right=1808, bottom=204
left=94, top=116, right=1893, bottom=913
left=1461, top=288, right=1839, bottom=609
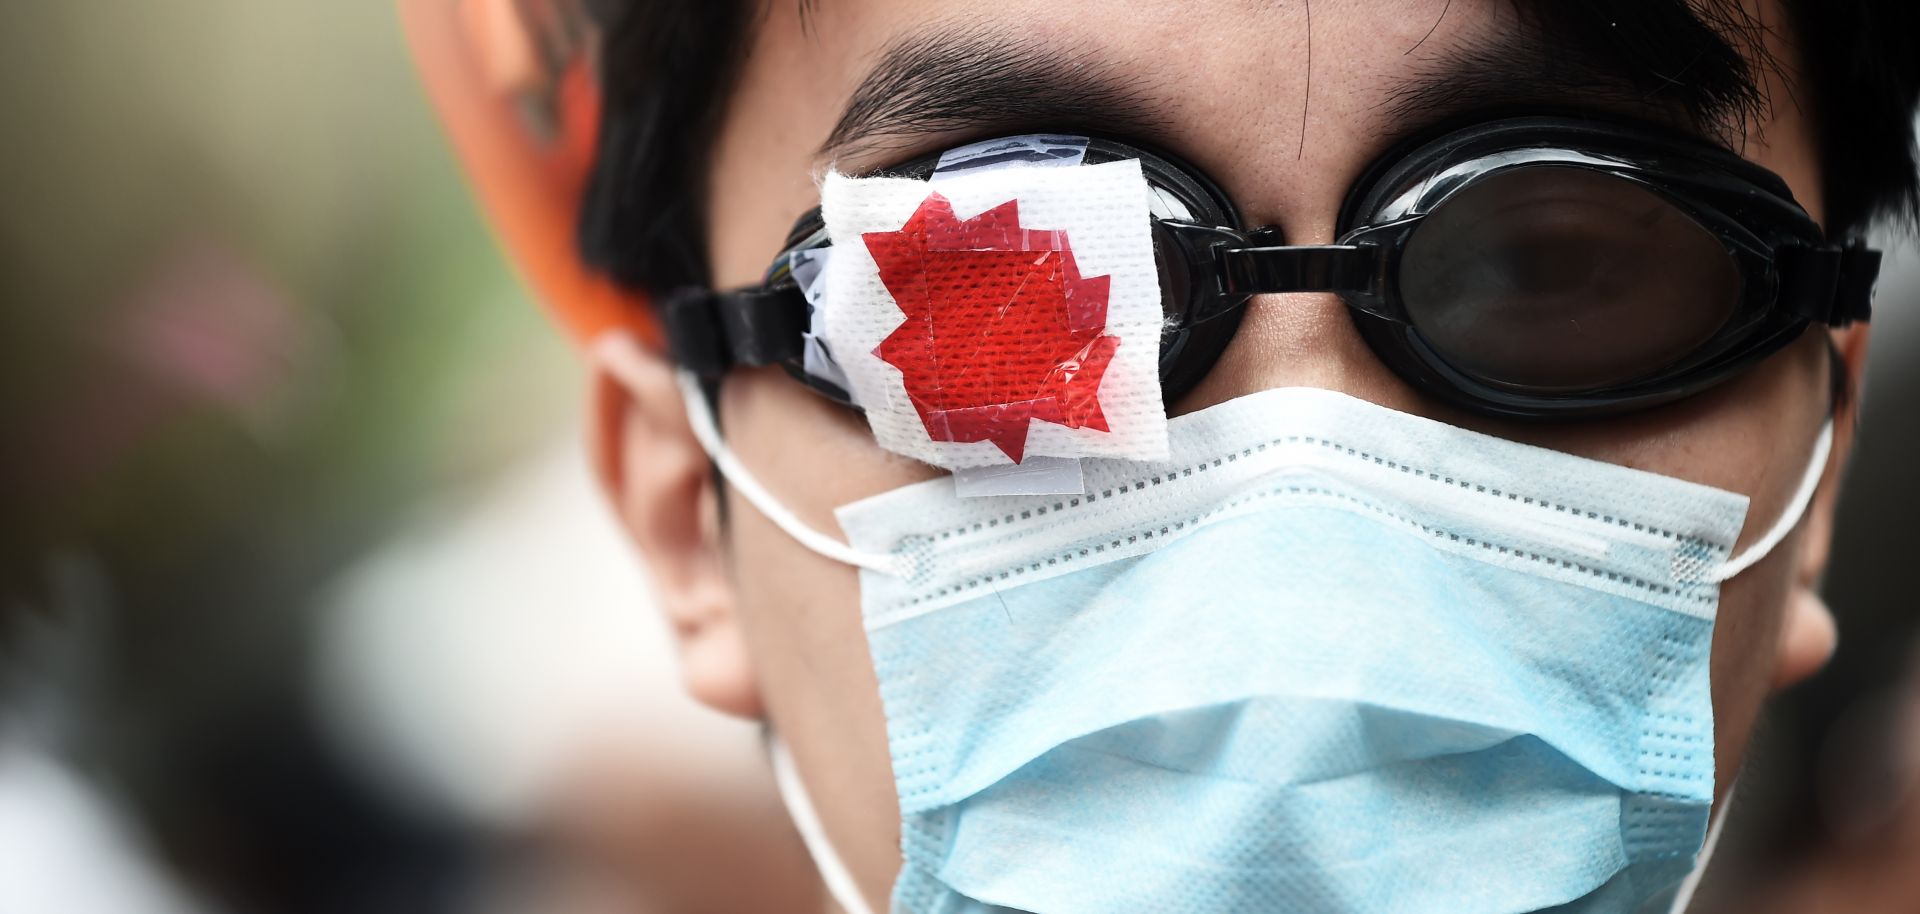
left=730, top=0, right=1520, bottom=168
left=704, top=0, right=1810, bottom=284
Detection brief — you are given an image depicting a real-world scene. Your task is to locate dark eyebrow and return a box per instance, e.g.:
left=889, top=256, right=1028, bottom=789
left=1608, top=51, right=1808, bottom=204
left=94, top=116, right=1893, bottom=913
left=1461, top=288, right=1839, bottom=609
left=1382, top=6, right=1768, bottom=147
left=818, top=24, right=1169, bottom=165
left=823, top=6, right=1770, bottom=168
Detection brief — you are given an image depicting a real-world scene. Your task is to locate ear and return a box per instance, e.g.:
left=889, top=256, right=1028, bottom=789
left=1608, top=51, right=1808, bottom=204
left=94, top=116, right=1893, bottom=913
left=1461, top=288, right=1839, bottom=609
left=1772, top=325, right=1871, bottom=690
left=591, top=333, right=765, bottom=719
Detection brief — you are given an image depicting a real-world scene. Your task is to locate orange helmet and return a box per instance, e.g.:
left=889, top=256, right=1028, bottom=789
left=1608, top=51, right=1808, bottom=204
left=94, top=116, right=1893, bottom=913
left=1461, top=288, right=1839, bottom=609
left=399, top=0, right=656, bottom=349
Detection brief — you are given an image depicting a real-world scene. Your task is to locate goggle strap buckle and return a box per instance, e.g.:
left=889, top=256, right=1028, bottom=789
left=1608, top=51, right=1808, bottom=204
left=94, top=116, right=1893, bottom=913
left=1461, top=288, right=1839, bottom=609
left=1778, top=242, right=1881, bottom=327
left=1832, top=243, right=1882, bottom=326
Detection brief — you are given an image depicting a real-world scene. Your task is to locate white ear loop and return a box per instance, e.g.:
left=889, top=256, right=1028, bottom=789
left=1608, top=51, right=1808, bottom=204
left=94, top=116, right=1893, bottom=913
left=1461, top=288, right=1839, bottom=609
left=592, top=331, right=906, bottom=577
left=1708, top=420, right=1833, bottom=583
left=770, top=739, right=881, bottom=914
left=597, top=332, right=889, bottom=909
left=1664, top=777, right=1739, bottom=914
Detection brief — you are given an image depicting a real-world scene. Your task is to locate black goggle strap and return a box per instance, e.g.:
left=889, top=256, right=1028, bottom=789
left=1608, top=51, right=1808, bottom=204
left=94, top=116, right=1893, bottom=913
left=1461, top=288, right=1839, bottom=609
left=663, top=227, right=1881, bottom=382
left=663, top=284, right=810, bottom=378
left=664, top=236, right=1387, bottom=383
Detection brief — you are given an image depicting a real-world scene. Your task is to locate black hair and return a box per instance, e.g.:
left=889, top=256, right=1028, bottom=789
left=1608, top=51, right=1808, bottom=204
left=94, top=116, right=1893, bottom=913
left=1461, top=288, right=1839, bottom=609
left=576, top=0, right=757, bottom=296
left=578, top=0, right=1920, bottom=298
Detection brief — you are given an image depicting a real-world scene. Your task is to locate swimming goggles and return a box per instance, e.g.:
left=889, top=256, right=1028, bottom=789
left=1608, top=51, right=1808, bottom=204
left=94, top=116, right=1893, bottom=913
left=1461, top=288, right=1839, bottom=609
left=664, top=115, right=1880, bottom=420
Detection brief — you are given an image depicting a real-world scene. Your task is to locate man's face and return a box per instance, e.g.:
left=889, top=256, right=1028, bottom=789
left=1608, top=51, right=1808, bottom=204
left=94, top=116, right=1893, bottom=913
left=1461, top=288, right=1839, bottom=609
left=608, top=0, right=1865, bottom=906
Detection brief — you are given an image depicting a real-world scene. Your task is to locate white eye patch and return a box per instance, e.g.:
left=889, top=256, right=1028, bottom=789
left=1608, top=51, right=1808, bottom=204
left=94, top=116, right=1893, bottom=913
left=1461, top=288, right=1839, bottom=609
left=816, top=157, right=1170, bottom=472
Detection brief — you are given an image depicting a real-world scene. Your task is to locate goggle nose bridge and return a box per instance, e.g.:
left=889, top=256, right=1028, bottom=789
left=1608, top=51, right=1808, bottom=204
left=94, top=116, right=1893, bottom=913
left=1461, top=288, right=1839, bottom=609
left=1219, top=242, right=1388, bottom=300
left=1155, top=220, right=1399, bottom=330
left=1186, top=217, right=1409, bottom=324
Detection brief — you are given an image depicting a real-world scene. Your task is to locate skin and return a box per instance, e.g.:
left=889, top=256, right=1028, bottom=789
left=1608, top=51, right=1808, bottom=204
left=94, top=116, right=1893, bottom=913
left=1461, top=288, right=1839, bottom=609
left=592, top=2, right=1866, bottom=910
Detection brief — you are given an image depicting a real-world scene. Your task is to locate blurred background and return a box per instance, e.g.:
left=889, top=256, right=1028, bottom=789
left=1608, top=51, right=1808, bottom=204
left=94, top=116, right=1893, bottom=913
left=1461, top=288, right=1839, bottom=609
left=0, top=4, right=1916, bottom=913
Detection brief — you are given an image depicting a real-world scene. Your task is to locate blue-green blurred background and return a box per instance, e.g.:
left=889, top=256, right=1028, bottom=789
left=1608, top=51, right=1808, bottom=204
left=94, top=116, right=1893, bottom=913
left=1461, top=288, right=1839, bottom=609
left=3, top=4, right=1919, bottom=913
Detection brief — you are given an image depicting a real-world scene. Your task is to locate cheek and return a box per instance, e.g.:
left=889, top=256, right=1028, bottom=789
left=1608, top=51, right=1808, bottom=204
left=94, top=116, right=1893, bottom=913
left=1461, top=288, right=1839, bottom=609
left=725, top=495, right=881, bottom=761
left=715, top=368, right=930, bottom=878
left=1599, top=334, right=1829, bottom=800
left=1706, top=527, right=1801, bottom=795
left=722, top=491, right=907, bottom=889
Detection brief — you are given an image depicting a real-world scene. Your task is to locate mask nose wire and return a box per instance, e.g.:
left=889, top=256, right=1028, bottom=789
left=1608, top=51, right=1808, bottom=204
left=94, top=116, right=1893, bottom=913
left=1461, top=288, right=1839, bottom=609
left=1708, top=419, right=1833, bottom=584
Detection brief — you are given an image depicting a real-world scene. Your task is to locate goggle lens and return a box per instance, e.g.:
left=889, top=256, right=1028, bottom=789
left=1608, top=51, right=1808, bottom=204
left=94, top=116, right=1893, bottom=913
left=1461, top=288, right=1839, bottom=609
left=1397, top=166, right=1744, bottom=392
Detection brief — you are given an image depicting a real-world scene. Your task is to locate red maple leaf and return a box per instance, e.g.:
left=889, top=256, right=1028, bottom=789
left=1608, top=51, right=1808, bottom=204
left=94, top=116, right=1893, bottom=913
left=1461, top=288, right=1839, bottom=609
left=865, top=192, right=1120, bottom=463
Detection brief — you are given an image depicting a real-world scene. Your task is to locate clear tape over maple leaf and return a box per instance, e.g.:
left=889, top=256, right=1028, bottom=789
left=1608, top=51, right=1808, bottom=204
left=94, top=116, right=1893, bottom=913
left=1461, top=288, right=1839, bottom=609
left=866, top=192, right=1119, bottom=463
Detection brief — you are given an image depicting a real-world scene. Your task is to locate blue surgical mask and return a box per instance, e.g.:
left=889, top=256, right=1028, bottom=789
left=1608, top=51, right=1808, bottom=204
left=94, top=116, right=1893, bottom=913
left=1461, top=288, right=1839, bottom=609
left=622, top=337, right=1830, bottom=914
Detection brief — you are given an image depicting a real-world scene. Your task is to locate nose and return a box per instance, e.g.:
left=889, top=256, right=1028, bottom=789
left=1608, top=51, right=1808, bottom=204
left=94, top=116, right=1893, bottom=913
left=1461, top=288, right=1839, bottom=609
left=1170, top=289, right=1439, bottom=419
